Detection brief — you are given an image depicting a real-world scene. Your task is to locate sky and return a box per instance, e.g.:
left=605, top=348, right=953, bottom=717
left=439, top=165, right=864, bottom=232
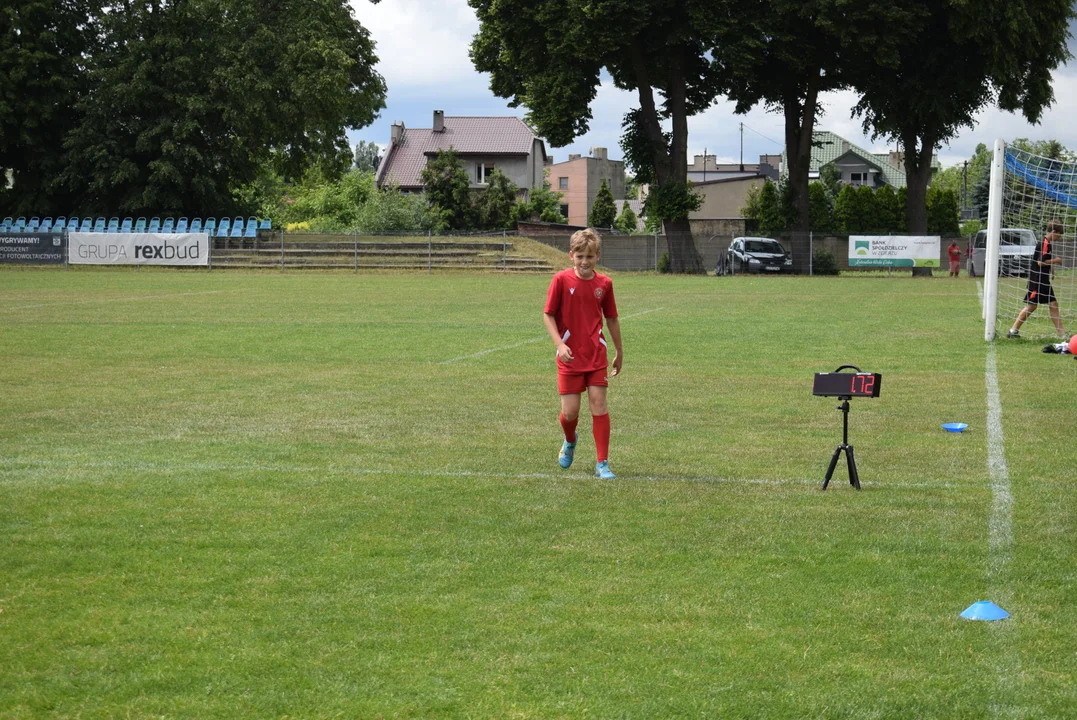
left=348, top=0, right=1077, bottom=171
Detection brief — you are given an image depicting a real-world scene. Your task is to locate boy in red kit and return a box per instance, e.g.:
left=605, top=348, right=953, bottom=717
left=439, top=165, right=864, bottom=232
left=543, top=229, right=623, bottom=479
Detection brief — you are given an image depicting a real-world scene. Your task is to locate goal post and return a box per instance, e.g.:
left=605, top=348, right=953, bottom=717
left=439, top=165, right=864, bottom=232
left=984, top=139, right=1077, bottom=341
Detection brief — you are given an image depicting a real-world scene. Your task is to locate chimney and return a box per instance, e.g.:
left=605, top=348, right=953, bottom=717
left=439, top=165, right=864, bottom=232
left=841, top=141, right=850, bottom=154
left=432, top=110, right=444, bottom=133
left=568, top=153, right=581, bottom=161
left=889, top=150, right=904, bottom=170
left=592, top=147, right=607, bottom=160
left=390, top=121, right=404, bottom=146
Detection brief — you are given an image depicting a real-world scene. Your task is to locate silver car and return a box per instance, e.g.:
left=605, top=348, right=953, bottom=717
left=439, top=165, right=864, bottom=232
left=970, top=229, right=1037, bottom=277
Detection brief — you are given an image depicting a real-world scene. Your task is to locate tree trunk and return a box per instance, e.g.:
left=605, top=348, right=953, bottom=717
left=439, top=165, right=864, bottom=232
left=903, top=130, right=935, bottom=277
left=784, top=78, right=818, bottom=232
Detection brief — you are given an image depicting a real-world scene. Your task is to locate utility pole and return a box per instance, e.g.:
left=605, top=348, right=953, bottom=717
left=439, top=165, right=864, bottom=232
left=703, top=147, right=707, bottom=182
left=739, top=122, right=744, bottom=172
left=962, top=160, right=968, bottom=215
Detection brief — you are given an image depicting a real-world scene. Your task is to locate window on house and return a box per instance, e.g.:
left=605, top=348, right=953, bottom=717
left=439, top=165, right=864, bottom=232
left=560, top=204, right=569, bottom=219
left=559, top=177, right=568, bottom=189
left=476, top=163, right=496, bottom=184
left=850, top=172, right=863, bottom=185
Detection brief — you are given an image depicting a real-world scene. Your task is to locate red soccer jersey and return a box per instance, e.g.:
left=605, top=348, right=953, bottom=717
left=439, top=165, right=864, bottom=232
left=544, top=268, right=618, bottom=373
left=948, top=244, right=961, bottom=261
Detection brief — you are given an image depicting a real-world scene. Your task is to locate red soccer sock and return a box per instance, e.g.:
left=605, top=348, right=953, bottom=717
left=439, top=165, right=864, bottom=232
left=592, top=412, right=610, bottom=462
left=559, top=413, right=578, bottom=444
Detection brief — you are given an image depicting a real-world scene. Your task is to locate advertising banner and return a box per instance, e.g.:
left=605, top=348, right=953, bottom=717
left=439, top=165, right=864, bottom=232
left=848, top=235, right=941, bottom=268
left=69, top=232, right=209, bottom=266
left=0, top=232, right=66, bottom=264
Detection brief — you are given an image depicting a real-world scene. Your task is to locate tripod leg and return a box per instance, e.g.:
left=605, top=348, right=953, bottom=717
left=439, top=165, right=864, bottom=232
left=822, top=445, right=842, bottom=490
left=846, top=445, right=860, bottom=490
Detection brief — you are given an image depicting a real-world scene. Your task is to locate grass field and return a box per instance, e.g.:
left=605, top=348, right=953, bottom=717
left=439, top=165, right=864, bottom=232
left=2, top=267, right=1076, bottom=718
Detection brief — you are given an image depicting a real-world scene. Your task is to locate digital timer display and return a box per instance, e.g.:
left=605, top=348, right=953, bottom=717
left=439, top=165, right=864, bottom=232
left=812, top=372, right=882, bottom=398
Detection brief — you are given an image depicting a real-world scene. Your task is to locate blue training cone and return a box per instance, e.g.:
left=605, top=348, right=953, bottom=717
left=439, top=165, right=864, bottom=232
left=960, top=600, right=1009, bottom=621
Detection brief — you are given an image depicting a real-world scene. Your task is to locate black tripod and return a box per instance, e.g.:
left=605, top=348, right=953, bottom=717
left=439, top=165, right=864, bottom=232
left=822, top=396, right=860, bottom=491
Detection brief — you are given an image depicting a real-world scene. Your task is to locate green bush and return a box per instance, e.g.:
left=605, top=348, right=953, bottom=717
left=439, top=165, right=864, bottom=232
left=812, top=250, right=840, bottom=275
left=657, top=252, right=671, bottom=274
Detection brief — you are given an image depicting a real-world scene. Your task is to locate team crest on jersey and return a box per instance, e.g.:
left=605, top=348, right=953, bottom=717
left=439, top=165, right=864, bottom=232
left=569, top=287, right=575, bottom=295
left=594, top=287, right=604, bottom=300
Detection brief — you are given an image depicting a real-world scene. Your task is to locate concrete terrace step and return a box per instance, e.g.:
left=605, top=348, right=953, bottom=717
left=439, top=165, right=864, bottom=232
left=213, top=240, right=515, bottom=252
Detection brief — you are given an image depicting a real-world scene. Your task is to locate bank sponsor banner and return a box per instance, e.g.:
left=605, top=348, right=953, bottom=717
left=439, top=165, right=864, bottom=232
left=69, top=232, right=209, bottom=265
left=0, top=232, right=66, bottom=264
left=849, top=235, right=941, bottom=267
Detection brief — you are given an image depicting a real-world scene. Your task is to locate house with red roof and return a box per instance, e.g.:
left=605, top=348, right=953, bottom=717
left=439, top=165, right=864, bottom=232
left=375, top=111, right=549, bottom=199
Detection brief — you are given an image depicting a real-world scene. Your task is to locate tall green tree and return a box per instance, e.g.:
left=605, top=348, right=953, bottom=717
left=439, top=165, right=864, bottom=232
left=421, top=148, right=476, bottom=233
left=469, top=0, right=745, bottom=272
left=513, top=180, right=566, bottom=224
left=615, top=202, right=639, bottom=233
left=718, top=1, right=911, bottom=231
left=852, top=0, right=1073, bottom=242
left=0, top=0, right=101, bottom=214
left=874, top=185, right=901, bottom=232
left=55, top=0, right=386, bottom=216
left=926, top=186, right=960, bottom=234
left=833, top=185, right=858, bottom=233
left=353, top=140, right=382, bottom=172
left=757, top=179, right=786, bottom=234
left=589, top=178, right=617, bottom=228
left=807, top=181, right=834, bottom=232
left=476, top=168, right=519, bottom=230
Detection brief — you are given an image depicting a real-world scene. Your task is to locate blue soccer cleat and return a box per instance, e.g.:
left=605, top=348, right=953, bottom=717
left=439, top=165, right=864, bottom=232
left=594, top=460, right=616, bottom=480
left=558, top=434, right=577, bottom=469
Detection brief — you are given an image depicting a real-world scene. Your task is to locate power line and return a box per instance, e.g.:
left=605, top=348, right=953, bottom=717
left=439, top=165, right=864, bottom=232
left=741, top=123, right=784, bottom=148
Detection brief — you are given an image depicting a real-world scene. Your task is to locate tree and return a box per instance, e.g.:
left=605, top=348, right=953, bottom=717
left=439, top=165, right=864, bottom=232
left=757, top=179, right=786, bottom=234
left=469, top=0, right=744, bottom=272
left=356, top=184, right=435, bottom=234
left=513, top=180, right=566, bottom=224
left=49, top=0, right=386, bottom=216
left=0, top=0, right=101, bottom=214
left=926, top=186, right=960, bottom=234
left=856, top=185, right=883, bottom=232
left=874, top=185, right=901, bottom=232
left=421, top=148, right=476, bottom=233
left=833, top=185, right=858, bottom=233
left=807, top=181, right=834, bottom=232
left=818, top=163, right=843, bottom=202
left=1010, top=137, right=1076, bottom=161
left=476, top=168, right=519, bottom=230
left=615, top=202, right=639, bottom=233
left=353, top=140, right=382, bottom=172
left=718, top=1, right=911, bottom=232
left=852, top=0, right=1072, bottom=245
left=589, top=178, right=617, bottom=228
left=894, top=187, right=909, bottom=233
left=741, top=182, right=762, bottom=220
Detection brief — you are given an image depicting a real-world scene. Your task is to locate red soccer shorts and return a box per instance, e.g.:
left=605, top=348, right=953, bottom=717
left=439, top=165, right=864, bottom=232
left=558, top=368, right=608, bottom=395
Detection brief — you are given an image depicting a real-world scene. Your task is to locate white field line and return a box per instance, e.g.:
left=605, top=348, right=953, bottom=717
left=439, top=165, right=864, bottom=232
left=985, top=342, right=1020, bottom=718
left=1, top=289, right=239, bottom=313
left=0, top=456, right=955, bottom=491
left=438, top=307, right=666, bottom=365
left=978, top=279, right=984, bottom=312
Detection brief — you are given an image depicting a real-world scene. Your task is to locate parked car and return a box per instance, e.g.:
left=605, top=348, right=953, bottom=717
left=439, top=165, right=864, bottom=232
left=970, top=228, right=1037, bottom=277
left=724, top=236, right=793, bottom=274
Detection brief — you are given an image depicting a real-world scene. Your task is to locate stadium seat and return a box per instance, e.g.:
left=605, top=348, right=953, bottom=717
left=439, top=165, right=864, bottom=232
left=258, top=218, right=272, bottom=230
left=66, top=218, right=79, bottom=232
left=189, top=218, right=202, bottom=234
left=216, top=218, right=231, bottom=237
left=244, top=222, right=256, bottom=238
left=14, top=217, right=27, bottom=231
left=27, top=216, right=40, bottom=231
left=175, top=217, right=188, bottom=233
left=120, top=217, right=133, bottom=233
left=51, top=218, right=66, bottom=232
left=229, top=218, right=244, bottom=237
left=203, top=217, right=216, bottom=235
left=93, top=217, right=106, bottom=233
left=40, top=217, right=53, bottom=232
left=148, top=217, right=161, bottom=233
left=106, top=217, right=119, bottom=233
left=1, top=217, right=12, bottom=232
left=161, top=217, right=175, bottom=234
left=134, top=217, right=147, bottom=233
left=79, top=217, right=93, bottom=232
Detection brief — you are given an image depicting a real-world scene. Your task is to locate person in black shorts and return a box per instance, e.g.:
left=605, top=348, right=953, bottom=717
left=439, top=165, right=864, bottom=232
left=1007, top=219, right=1068, bottom=338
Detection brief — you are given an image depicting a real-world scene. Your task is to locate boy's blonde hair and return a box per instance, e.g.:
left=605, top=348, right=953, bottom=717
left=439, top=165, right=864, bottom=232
left=569, top=228, right=602, bottom=255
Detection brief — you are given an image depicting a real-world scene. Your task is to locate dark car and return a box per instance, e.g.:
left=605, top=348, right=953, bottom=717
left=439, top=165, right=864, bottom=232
left=725, top=237, right=793, bottom=274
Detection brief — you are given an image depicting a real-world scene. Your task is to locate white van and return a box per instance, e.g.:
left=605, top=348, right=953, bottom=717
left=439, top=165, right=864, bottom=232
left=970, top=228, right=1037, bottom=277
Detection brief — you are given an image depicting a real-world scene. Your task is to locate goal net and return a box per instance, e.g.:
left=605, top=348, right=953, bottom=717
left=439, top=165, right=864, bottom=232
left=984, top=140, right=1077, bottom=340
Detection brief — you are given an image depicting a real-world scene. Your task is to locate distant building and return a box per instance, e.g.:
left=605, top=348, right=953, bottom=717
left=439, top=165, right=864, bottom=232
left=375, top=110, right=549, bottom=198
left=780, top=131, right=939, bottom=188
left=547, top=148, right=625, bottom=227
left=687, top=154, right=780, bottom=184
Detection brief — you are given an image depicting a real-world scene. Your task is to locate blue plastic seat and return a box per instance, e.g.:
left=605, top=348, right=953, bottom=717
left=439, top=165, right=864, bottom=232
left=79, top=217, right=93, bottom=232
left=106, top=217, right=119, bottom=233
left=189, top=218, right=202, bottom=234
left=39, top=217, right=53, bottom=232
left=244, top=222, right=257, bottom=238
left=229, top=217, right=243, bottom=237
left=216, top=218, right=231, bottom=237
left=161, top=217, right=175, bottom=234
left=66, top=217, right=79, bottom=232
left=14, top=216, right=27, bottom=231
left=203, top=217, right=216, bottom=235
left=120, top=217, right=133, bottom=233
left=258, top=218, right=272, bottom=230
left=147, top=217, right=161, bottom=233
left=134, top=217, right=147, bottom=233
left=51, top=218, right=66, bottom=232
left=175, top=217, right=189, bottom=233
left=28, top=216, right=40, bottom=231
left=1, top=217, right=12, bottom=231
left=93, top=217, right=106, bottom=233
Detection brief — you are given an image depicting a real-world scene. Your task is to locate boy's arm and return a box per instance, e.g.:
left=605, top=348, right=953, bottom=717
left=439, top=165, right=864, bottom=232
left=544, top=312, right=573, bottom=363
left=607, top=317, right=623, bottom=376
